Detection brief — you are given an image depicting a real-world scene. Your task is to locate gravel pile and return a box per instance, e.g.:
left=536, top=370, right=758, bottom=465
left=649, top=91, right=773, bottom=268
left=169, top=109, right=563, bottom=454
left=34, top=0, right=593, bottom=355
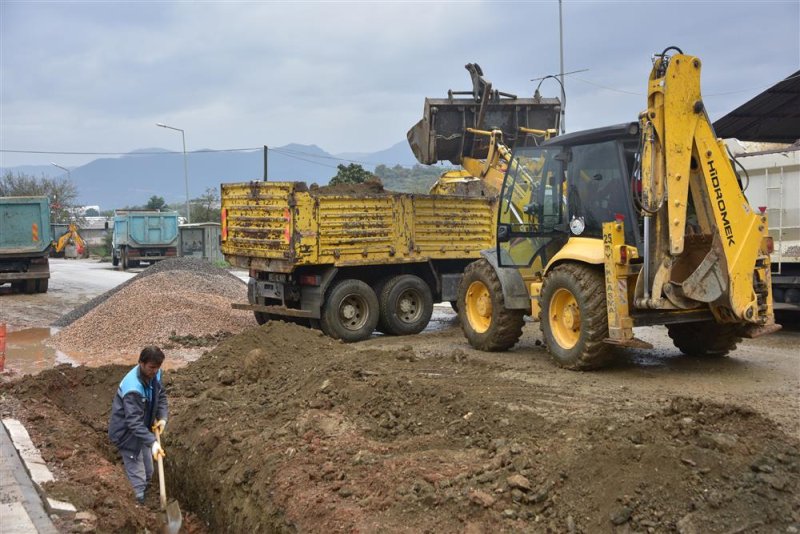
left=48, top=258, right=256, bottom=356
left=53, top=258, right=245, bottom=327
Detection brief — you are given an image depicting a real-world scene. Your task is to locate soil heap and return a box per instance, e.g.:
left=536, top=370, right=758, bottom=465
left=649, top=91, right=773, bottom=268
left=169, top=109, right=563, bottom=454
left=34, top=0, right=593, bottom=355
left=3, top=321, right=798, bottom=533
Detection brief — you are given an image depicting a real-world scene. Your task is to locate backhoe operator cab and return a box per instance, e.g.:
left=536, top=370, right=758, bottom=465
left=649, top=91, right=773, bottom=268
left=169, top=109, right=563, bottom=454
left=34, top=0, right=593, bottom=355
left=458, top=49, right=779, bottom=370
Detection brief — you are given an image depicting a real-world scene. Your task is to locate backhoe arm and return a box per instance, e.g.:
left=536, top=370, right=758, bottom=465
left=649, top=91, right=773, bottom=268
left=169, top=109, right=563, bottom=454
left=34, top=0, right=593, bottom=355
left=639, top=51, right=773, bottom=323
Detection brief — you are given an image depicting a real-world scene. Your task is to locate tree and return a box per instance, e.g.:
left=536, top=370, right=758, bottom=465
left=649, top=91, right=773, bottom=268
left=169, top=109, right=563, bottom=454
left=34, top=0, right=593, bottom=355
left=190, top=187, right=221, bottom=223
left=146, top=195, right=168, bottom=210
left=0, top=171, right=79, bottom=223
left=329, top=163, right=374, bottom=186
left=84, top=207, right=100, bottom=216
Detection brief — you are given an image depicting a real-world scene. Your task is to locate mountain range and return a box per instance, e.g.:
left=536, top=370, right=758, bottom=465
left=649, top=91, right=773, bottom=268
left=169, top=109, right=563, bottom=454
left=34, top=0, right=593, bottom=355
left=1, top=140, right=419, bottom=210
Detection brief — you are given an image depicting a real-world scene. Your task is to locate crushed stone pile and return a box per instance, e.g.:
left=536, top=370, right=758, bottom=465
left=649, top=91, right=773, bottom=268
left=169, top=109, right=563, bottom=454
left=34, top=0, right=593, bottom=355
left=48, top=258, right=255, bottom=357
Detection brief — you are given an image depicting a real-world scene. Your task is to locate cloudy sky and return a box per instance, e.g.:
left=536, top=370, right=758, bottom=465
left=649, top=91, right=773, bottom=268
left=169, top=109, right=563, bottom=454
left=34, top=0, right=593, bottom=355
left=1, top=0, right=798, bottom=170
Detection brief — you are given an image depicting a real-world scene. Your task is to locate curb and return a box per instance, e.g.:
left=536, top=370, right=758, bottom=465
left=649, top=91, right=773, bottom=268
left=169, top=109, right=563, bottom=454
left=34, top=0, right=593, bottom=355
left=2, top=418, right=77, bottom=520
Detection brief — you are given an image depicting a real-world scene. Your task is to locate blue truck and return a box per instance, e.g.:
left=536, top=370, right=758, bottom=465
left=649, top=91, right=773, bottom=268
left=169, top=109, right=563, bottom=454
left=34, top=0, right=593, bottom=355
left=0, top=196, right=52, bottom=293
left=112, top=210, right=180, bottom=270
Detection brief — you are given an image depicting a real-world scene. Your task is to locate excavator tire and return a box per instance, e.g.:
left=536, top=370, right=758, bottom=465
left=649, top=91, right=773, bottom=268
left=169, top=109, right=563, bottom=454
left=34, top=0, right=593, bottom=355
left=457, top=259, right=525, bottom=352
left=320, top=279, right=379, bottom=342
left=667, top=322, right=741, bottom=357
left=539, top=263, right=613, bottom=370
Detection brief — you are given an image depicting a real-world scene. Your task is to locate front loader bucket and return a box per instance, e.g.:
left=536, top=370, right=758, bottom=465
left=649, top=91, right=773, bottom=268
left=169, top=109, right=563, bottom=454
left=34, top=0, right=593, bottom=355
left=407, top=64, right=561, bottom=165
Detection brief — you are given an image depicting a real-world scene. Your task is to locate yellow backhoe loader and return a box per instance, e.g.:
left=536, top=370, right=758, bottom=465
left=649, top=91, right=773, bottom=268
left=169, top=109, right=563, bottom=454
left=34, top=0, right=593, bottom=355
left=456, top=47, right=780, bottom=369
left=52, top=223, right=88, bottom=258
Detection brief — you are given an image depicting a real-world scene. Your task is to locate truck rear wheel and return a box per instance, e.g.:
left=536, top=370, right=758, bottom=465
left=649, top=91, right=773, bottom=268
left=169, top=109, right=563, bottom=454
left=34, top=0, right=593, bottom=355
left=540, top=263, right=612, bottom=370
left=36, top=279, right=48, bottom=293
left=378, top=275, right=433, bottom=336
left=667, top=322, right=740, bottom=357
left=321, top=279, right=379, bottom=342
left=121, top=247, right=128, bottom=270
left=112, top=252, right=119, bottom=267
left=458, top=259, right=525, bottom=352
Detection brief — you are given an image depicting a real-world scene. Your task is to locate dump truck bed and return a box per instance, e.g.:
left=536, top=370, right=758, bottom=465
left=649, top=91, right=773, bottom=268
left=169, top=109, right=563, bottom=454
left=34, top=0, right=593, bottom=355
left=0, top=196, right=52, bottom=256
left=221, top=182, right=497, bottom=272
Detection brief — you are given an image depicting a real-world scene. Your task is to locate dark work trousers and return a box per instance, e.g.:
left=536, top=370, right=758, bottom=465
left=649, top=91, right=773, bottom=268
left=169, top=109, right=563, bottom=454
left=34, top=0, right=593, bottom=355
left=121, top=444, right=154, bottom=499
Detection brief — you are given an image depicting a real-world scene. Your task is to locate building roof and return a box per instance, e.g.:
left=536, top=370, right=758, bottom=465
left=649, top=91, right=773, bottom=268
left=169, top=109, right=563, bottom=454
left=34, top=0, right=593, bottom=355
left=713, top=71, right=800, bottom=144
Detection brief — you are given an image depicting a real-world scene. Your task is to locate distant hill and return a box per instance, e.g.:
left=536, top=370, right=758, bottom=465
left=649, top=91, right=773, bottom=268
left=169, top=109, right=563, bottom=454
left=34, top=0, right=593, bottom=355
left=1, top=141, right=420, bottom=210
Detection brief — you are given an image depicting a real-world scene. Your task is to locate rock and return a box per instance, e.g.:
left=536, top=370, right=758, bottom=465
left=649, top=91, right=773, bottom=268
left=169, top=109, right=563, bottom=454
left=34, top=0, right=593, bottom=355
left=566, top=515, right=576, bottom=533
left=468, top=489, right=496, bottom=508
left=681, top=457, right=697, bottom=467
left=697, top=430, right=738, bottom=452
left=218, top=369, right=235, bottom=385
left=319, top=379, right=331, bottom=392
left=502, top=509, right=517, bottom=519
left=757, top=473, right=788, bottom=491
left=676, top=512, right=699, bottom=534
left=751, top=462, right=774, bottom=473
left=337, top=487, right=353, bottom=498
left=74, top=511, right=96, bottom=523
left=507, top=474, right=532, bottom=492
left=609, top=506, right=632, bottom=525
left=511, top=489, right=524, bottom=502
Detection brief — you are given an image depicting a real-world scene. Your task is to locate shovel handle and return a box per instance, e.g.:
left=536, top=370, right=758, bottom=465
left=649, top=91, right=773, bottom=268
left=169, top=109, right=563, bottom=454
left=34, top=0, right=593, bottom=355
left=155, top=427, right=167, bottom=511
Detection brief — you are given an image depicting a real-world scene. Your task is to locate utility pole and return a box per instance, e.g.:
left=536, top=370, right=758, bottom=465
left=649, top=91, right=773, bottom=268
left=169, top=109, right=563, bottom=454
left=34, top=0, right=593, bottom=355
left=558, top=0, right=566, bottom=134
left=263, top=145, right=269, bottom=181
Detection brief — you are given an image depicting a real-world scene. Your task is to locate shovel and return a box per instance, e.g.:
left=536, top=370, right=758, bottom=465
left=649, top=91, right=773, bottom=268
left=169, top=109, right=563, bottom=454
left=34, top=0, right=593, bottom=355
left=155, top=427, right=183, bottom=534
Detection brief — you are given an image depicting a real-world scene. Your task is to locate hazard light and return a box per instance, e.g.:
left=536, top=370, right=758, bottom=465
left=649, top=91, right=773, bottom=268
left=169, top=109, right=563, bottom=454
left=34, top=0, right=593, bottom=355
left=764, top=236, right=774, bottom=254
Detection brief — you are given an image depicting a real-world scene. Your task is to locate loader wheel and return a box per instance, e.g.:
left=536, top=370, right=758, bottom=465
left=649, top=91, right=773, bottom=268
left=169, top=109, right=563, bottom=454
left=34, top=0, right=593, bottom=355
left=540, top=263, right=612, bottom=370
left=377, top=275, right=433, bottom=336
left=458, top=259, right=525, bottom=352
left=320, top=279, right=379, bottom=342
left=667, top=322, right=741, bottom=357
left=24, top=280, right=37, bottom=294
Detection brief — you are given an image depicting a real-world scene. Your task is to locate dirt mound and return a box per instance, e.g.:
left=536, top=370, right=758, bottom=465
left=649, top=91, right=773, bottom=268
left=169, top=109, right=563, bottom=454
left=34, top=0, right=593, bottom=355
left=162, top=322, right=799, bottom=533
left=4, top=322, right=799, bottom=533
left=48, top=263, right=255, bottom=360
left=310, top=178, right=387, bottom=196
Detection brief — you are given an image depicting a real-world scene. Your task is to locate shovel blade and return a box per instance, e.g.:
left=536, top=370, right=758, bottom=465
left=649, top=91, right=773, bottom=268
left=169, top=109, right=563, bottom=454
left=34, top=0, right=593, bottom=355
left=160, top=500, right=183, bottom=534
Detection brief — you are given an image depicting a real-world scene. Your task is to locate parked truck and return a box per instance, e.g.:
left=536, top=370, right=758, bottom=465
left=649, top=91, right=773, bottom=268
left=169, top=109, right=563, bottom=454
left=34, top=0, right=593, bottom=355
left=0, top=196, right=52, bottom=293
left=731, top=142, right=800, bottom=309
left=112, top=210, right=179, bottom=270
left=221, top=65, right=560, bottom=341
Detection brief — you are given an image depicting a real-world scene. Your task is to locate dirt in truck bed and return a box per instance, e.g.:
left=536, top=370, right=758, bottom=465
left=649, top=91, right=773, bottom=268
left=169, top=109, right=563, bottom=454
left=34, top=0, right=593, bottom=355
left=3, top=320, right=798, bottom=533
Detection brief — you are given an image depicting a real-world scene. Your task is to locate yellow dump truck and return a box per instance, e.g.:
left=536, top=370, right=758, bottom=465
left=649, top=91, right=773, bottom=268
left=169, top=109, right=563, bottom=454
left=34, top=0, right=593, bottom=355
left=221, top=181, right=497, bottom=341
left=222, top=63, right=560, bottom=341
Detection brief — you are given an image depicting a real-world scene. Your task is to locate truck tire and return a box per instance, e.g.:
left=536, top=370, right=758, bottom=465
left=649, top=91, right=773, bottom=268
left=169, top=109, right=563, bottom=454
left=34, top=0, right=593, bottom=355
left=667, top=322, right=741, bottom=357
left=540, top=263, right=613, bottom=370
left=458, top=259, right=525, bottom=352
left=24, top=280, right=37, bottom=294
left=378, top=275, right=433, bottom=336
left=112, top=252, right=119, bottom=267
left=36, top=279, right=48, bottom=293
left=121, top=247, right=128, bottom=270
left=320, top=279, right=379, bottom=342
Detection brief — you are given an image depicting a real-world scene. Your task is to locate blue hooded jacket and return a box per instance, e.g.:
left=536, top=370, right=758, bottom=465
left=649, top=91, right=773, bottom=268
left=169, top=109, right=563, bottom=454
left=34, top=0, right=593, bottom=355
left=108, top=365, right=168, bottom=452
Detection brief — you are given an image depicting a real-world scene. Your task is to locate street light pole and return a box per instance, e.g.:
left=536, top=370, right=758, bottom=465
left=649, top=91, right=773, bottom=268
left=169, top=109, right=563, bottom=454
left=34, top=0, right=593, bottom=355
left=156, top=122, right=191, bottom=223
left=51, top=162, right=71, bottom=181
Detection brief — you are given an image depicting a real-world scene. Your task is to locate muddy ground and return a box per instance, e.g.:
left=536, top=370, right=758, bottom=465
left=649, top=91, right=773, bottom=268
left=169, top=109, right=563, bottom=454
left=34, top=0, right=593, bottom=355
left=0, top=260, right=799, bottom=533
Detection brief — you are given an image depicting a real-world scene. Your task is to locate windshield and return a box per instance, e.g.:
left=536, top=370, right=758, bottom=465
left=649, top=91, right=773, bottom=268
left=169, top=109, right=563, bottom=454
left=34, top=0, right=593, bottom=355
left=497, top=146, right=566, bottom=268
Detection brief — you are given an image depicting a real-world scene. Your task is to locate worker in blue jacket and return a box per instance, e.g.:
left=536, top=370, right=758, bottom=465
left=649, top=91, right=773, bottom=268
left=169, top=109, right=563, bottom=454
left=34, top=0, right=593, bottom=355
left=108, top=346, right=169, bottom=504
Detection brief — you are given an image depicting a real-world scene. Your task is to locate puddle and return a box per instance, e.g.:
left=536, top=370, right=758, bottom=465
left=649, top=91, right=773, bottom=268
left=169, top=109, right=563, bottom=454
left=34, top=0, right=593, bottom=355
left=3, top=327, right=79, bottom=376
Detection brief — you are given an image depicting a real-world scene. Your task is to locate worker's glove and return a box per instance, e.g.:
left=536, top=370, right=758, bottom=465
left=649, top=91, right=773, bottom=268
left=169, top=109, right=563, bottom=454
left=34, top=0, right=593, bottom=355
left=151, top=419, right=167, bottom=434
left=151, top=441, right=166, bottom=461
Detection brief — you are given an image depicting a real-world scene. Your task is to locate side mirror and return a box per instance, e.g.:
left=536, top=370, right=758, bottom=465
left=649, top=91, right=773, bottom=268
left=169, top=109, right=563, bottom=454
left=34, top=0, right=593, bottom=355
left=497, top=225, right=511, bottom=243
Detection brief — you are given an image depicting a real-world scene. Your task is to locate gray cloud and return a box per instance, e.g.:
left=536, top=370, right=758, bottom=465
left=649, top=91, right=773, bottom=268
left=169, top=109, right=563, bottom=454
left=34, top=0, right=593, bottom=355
left=2, top=0, right=797, bottom=168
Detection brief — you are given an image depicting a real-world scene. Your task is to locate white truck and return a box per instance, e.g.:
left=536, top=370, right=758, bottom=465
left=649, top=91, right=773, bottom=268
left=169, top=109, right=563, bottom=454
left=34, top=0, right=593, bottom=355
left=730, top=141, right=800, bottom=309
